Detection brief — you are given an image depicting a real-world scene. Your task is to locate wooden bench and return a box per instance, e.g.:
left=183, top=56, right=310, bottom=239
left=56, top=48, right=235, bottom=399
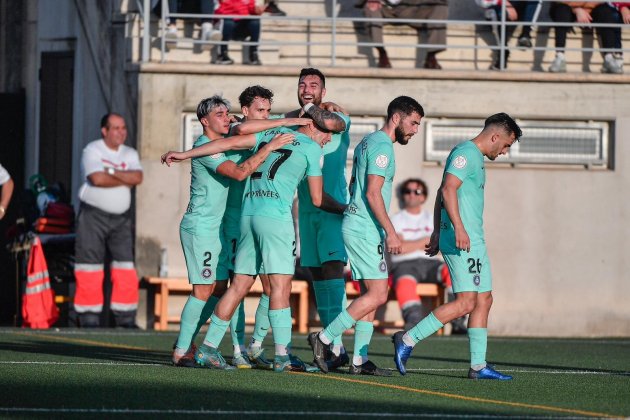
left=143, top=277, right=310, bottom=333
left=344, top=282, right=445, bottom=335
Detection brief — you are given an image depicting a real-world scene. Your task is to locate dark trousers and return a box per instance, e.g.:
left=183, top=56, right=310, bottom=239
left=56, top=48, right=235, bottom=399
left=550, top=3, right=618, bottom=52
left=220, top=18, right=261, bottom=56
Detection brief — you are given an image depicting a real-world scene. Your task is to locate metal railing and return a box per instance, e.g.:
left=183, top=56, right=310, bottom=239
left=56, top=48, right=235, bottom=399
left=137, top=0, right=628, bottom=70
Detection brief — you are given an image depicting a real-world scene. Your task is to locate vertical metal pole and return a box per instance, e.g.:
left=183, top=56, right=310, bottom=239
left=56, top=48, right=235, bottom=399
left=500, top=0, right=506, bottom=70
left=142, top=0, right=150, bottom=62
left=331, top=0, right=338, bottom=67
left=161, top=0, right=167, bottom=63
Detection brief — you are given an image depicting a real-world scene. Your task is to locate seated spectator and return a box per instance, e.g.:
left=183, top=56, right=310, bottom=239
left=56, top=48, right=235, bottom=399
left=477, top=0, right=541, bottom=70
left=356, top=0, right=448, bottom=69
left=263, top=0, right=286, bottom=16
left=548, top=2, right=623, bottom=74
left=390, top=178, right=466, bottom=333
left=163, top=0, right=222, bottom=45
left=611, top=2, right=629, bottom=72
left=215, top=0, right=264, bottom=65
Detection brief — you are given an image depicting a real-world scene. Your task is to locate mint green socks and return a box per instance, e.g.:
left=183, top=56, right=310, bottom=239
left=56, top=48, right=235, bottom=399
left=269, top=307, right=292, bottom=356
left=203, top=313, right=230, bottom=348
left=191, top=295, right=218, bottom=340
left=468, top=327, right=488, bottom=369
left=321, top=309, right=356, bottom=344
left=251, top=294, right=270, bottom=346
left=230, top=300, right=246, bottom=354
left=406, top=312, right=444, bottom=344
left=353, top=320, right=373, bottom=365
left=175, top=295, right=206, bottom=350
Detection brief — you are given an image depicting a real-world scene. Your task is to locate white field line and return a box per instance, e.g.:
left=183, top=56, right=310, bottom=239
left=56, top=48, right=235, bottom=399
left=0, top=408, right=604, bottom=419
left=1, top=360, right=628, bottom=376
left=0, top=361, right=162, bottom=366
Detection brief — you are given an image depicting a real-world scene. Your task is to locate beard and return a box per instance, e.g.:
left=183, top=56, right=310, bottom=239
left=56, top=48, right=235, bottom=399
left=395, top=125, right=409, bottom=145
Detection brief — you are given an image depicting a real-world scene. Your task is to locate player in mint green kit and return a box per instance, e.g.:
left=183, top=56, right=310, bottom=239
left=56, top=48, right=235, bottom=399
left=162, top=95, right=296, bottom=368
left=167, top=119, right=346, bottom=371
left=308, top=96, right=425, bottom=375
left=282, top=68, right=352, bottom=370
left=393, top=112, right=522, bottom=380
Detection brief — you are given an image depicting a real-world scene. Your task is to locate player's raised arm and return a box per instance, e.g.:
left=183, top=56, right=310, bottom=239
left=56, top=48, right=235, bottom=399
left=306, top=176, right=346, bottom=214
left=365, top=174, right=402, bottom=255
left=217, top=133, right=295, bottom=181
left=303, top=103, right=347, bottom=133
left=441, top=173, right=469, bottom=252
left=161, top=133, right=288, bottom=166
left=231, top=118, right=313, bottom=136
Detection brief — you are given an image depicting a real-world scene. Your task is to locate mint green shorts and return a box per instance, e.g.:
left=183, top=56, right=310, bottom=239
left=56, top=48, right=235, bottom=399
left=180, top=229, right=229, bottom=285
left=299, top=211, right=348, bottom=268
left=441, top=244, right=492, bottom=293
left=343, top=231, right=388, bottom=281
left=234, top=215, right=296, bottom=276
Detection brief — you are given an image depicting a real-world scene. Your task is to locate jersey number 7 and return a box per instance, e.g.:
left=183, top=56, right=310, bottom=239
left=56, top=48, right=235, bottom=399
left=251, top=141, right=293, bottom=180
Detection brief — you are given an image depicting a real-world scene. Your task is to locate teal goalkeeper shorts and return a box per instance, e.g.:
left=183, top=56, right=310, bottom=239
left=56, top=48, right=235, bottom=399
left=343, top=231, right=388, bottom=281
left=299, top=211, right=348, bottom=268
left=441, top=243, right=492, bottom=293
left=221, top=210, right=241, bottom=273
left=180, top=229, right=229, bottom=285
left=234, top=215, right=296, bottom=276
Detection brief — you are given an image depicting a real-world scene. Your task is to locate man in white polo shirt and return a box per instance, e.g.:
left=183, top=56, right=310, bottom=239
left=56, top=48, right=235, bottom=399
left=0, top=163, right=14, bottom=220
left=74, top=113, right=143, bottom=328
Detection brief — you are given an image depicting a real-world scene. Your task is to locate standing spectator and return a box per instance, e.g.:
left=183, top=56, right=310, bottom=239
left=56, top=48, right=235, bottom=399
left=548, top=2, right=623, bottom=74
left=214, top=0, right=265, bottom=65
left=357, top=0, right=448, bottom=69
left=477, top=0, right=540, bottom=70
left=0, top=163, right=14, bottom=220
left=390, top=178, right=466, bottom=333
left=73, top=113, right=143, bottom=328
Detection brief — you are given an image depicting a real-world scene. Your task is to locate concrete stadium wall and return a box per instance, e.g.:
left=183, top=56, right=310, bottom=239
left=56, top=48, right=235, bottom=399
left=135, top=65, right=630, bottom=337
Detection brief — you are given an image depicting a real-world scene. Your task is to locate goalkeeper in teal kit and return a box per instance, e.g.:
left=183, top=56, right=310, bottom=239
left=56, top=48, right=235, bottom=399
left=393, top=112, right=522, bottom=380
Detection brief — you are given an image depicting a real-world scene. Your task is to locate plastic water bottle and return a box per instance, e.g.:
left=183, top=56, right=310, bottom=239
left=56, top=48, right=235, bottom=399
left=159, top=247, right=168, bottom=277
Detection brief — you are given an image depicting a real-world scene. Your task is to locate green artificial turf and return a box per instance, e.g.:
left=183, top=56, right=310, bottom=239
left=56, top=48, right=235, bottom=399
left=0, top=329, right=628, bottom=419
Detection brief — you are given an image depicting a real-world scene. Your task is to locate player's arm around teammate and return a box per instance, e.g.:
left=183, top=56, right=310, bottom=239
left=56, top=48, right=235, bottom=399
left=161, top=131, right=295, bottom=178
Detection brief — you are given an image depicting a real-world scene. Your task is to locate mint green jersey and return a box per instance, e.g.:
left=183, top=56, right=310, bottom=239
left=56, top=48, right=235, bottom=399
left=439, top=140, right=486, bottom=251
left=241, top=127, right=323, bottom=221
left=180, top=135, right=239, bottom=234
left=342, top=130, right=396, bottom=239
left=297, top=112, right=351, bottom=213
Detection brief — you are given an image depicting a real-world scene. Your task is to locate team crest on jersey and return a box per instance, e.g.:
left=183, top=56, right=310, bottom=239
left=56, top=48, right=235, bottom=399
left=453, top=155, right=467, bottom=169
left=375, top=154, right=389, bottom=168
left=210, top=153, right=224, bottom=159
left=202, top=268, right=213, bottom=279
left=473, top=274, right=480, bottom=286
left=379, top=261, right=387, bottom=273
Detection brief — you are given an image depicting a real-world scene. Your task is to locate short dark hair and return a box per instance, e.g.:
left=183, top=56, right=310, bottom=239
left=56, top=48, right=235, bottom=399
left=484, top=112, right=522, bottom=141
left=399, top=178, right=429, bottom=198
left=386, top=96, right=424, bottom=121
left=100, top=113, right=125, bottom=129
left=196, top=95, right=231, bottom=121
left=238, top=85, right=274, bottom=108
left=299, top=68, right=326, bottom=87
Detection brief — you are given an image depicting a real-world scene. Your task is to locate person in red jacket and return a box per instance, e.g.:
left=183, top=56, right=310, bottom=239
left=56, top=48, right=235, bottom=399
left=215, top=0, right=264, bottom=65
